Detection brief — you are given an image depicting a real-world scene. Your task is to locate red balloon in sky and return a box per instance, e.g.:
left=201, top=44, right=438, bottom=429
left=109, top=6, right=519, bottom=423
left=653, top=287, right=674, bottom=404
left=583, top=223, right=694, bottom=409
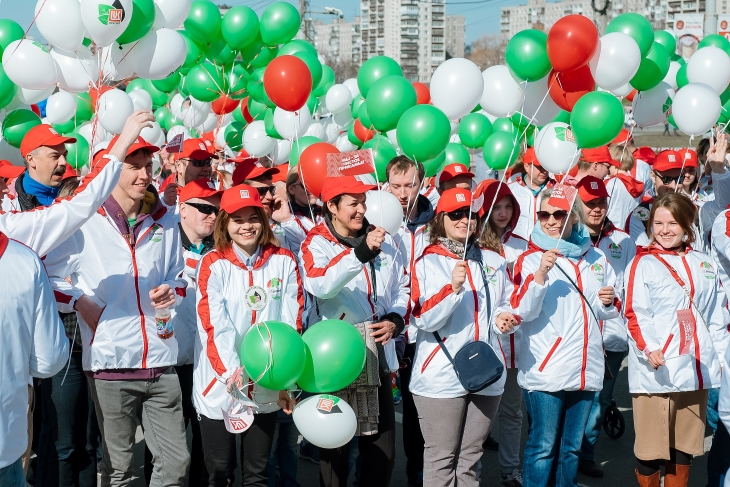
left=548, top=66, right=596, bottom=112
left=263, top=55, right=313, bottom=112
left=298, top=142, right=340, bottom=198
left=547, top=14, right=599, bottom=73
left=413, top=82, right=431, bottom=105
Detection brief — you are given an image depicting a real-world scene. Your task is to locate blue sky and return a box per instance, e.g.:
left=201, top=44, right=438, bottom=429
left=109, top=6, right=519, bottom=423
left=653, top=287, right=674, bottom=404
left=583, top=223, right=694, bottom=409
left=0, top=0, right=519, bottom=45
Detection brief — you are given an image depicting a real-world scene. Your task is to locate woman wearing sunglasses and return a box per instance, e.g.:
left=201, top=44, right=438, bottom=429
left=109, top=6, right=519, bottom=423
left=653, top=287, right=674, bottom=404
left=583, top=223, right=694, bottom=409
left=511, top=188, right=618, bottom=487
left=193, top=184, right=303, bottom=487
left=410, top=188, right=519, bottom=487
left=625, top=193, right=729, bottom=487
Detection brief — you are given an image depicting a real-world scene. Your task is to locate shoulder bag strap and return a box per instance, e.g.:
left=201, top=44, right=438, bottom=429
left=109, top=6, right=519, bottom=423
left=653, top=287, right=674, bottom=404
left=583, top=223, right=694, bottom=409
left=554, top=262, right=600, bottom=325
left=650, top=252, right=709, bottom=330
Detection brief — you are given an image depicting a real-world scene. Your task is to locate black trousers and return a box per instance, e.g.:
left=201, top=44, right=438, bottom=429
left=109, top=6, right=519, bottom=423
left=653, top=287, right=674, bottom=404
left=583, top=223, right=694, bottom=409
left=319, top=377, right=396, bottom=487
left=199, top=410, right=278, bottom=487
left=400, top=342, right=425, bottom=482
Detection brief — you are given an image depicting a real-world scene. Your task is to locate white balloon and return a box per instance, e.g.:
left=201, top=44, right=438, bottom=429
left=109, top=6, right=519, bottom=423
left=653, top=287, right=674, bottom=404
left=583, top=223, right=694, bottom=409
left=153, top=0, right=192, bottom=29
left=522, top=74, right=561, bottom=126
left=100, top=43, right=138, bottom=81
left=273, top=106, right=312, bottom=140
left=610, top=83, right=634, bottom=97
left=663, top=61, right=682, bottom=91
left=215, top=123, right=230, bottom=149
left=631, top=82, right=674, bottom=128
left=324, top=121, right=340, bottom=143
left=333, top=108, right=353, bottom=129
left=534, top=122, right=580, bottom=174
left=364, top=190, right=404, bottom=235
left=687, top=46, right=730, bottom=94
left=97, top=89, right=134, bottom=134
left=1, top=40, right=58, bottom=90
left=386, top=129, right=398, bottom=148
left=293, top=395, right=356, bottom=449
left=35, top=0, right=85, bottom=52
left=154, top=131, right=166, bottom=148
left=4, top=92, right=30, bottom=112
left=180, top=97, right=212, bottom=129
left=449, top=134, right=461, bottom=143
left=167, top=125, right=191, bottom=143
left=17, top=86, right=55, bottom=105
left=134, top=28, right=187, bottom=80
left=80, top=0, right=132, bottom=48
left=128, top=89, right=152, bottom=112
left=335, top=133, right=357, bottom=152
left=672, top=82, right=721, bottom=136
left=46, top=91, right=77, bottom=125
left=450, top=121, right=459, bottom=136
left=271, top=139, right=291, bottom=165
left=51, top=46, right=98, bottom=93
left=479, top=65, right=524, bottom=118
left=140, top=121, right=163, bottom=145
left=305, top=121, right=326, bottom=140
left=243, top=121, right=276, bottom=157
left=200, top=113, right=220, bottom=133
left=0, top=137, right=24, bottom=166
left=589, top=32, right=642, bottom=91
left=325, top=84, right=352, bottom=114
left=431, top=58, right=484, bottom=121
left=76, top=121, right=110, bottom=146
left=169, top=93, right=185, bottom=121
left=343, top=78, right=360, bottom=99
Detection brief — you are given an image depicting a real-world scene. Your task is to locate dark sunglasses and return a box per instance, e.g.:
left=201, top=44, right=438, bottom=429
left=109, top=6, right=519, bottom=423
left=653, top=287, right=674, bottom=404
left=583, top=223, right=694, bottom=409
left=653, top=171, right=683, bottom=185
left=183, top=157, right=213, bottom=168
left=185, top=202, right=219, bottom=215
left=256, top=185, right=276, bottom=197
left=536, top=210, right=568, bottom=221
left=446, top=209, right=477, bottom=221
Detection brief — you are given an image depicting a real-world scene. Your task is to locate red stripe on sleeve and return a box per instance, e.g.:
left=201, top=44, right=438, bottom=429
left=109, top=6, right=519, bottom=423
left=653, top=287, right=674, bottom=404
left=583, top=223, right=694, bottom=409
left=196, top=253, right=228, bottom=377
left=624, top=254, right=649, bottom=352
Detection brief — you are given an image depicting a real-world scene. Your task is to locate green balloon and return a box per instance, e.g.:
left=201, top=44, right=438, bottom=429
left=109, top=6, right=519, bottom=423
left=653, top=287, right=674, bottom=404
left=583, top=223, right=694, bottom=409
left=721, top=86, right=730, bottom=106
left=117, top=0, right=155, bottom=45
left=127, top=78, right=169, bottom=109
left=699, top=33, right=730, bottom=57
left=363, top=135, right=397, bottom=181
left=232, top=104, right=246, bottom=124
left=227, top=63, right=250, bottom=99
left=396, top=105, right=451, bottom=162
left=65, top=134, right=88, bottom=170
left=248, top=97, right=267, bottom=120
left=671, top=53, right=686, bottom=65
left=366, top=75, right=417, bottom=132
left=347, top=123, right=363, bottom=147
left=483, top=132, right=519, bottom=170
left=221, top=5, right=260, bottom=50
left=306, top=93, right=318, bottom=114
left=240, top=321, right=306, bottom=390
left=493, top=117, right=517, bottom=134
left=653, top=30, right=677, bottom=56
left=422, top=151, right=447, bottom=177
left=630, top=42, right=670, bottom=91
left=264, top=108, right=282, bottom=139
left=178, top=73, right=190, bottom=97
left=313, top=65, right=335, bottom=97
left=550, top=109, right=572, bottom=125
left=351, top=95, right=364, bottom=119
left=2, top=109, right=41, bottom=149
left=278, top=39, right=317, bottom=57
left=444, top=142, right=470, bottom=166
left=357, top=56, right=403, bottom=98
left=510, top=112, right=532, bottom=131
left=187, top=64, right=225, bottom=103
left=570, top=92, right=624, bottom=148
left=0, top=65, right=16, bottom=110
left=155, top=107, right=174, bottom=131
left=151, top=72, right=180, bottom=94
left=75, top=93, right=93, bottom=123
left=53, top=119, right=76, bottom=135
left=676, top=63, right=688, bottom=89
left=505, top=29, right=551, bottom=82
left=224, top=121, right=246, bottom=151
left=240, top=34, right=278, bottom=69
left=471, top=103, right=482, bottom=113
left=606, top=13, right=655, bottom=57
left=180, top=31, right=204, bottom=70
left=259, top=2, right=300, bottom=47
left=290, top=136, right=320, bottom=166
left=458, top=113, right=493, bottom=149
left=358, top=102, right=373, bottom=129
left=298, top=320, right=367, bottom=393
left=203, top=31, right=236, bottom=67
left=0, top=20, right=24, bottom=58
left=184, top=0, right=222, bottom=45
left=292, top=51, right=322, bottom=88
left=247, top=67, right=267, bottom=104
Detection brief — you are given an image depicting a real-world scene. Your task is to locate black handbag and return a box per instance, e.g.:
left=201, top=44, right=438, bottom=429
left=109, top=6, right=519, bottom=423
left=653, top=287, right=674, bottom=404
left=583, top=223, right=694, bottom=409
left=433, top=257, right=504, bottom=394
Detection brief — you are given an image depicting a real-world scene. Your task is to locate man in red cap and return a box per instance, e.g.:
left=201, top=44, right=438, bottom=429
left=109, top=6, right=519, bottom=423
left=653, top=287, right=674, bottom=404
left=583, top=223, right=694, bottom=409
left=0, top=161, right=25, bottom=212
left=575, top=147, right=620, bottom=183
left=173, top=138, right=217, bottom=188
left=508, top=147, right=555, bottom=240
left=676, top=148, right=706, bottom=203
left=437, top=162, right=474, bottom=194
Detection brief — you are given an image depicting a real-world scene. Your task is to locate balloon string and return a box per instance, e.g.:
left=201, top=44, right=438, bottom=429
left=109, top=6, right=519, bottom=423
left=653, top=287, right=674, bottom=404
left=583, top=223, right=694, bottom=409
left=4, top=0, right=48, bottom=62
left=605, top=124, right=635, bottom=216
left=676, top=133, right=694, bottom=193
left=552, top=146, right=582, bottom=250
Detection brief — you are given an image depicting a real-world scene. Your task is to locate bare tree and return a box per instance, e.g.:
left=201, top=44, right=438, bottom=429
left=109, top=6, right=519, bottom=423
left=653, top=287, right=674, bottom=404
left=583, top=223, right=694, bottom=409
left=466, top=34, right=507, bottom=71
left=321, top=54, right=360, bottom=83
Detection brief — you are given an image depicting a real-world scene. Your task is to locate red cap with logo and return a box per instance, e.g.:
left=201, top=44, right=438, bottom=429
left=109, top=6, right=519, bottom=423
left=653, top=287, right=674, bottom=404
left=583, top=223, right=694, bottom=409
left=227, top=149, right=256, bottom=164
left=62, top=165, right=78, bottom=180
left=581, top=146, right=620, bottom=166
left=676, top=148, right=698, bottom=168
left=653, top=150, right=683, bottom=172
left=610, top=128, right=632, bottom=146
left=179, top=179, right=222, bottom=203
left=221, top=184, right=264, bottom=213
left=0, top=160, right=25, bottom=179
left=436, top=188, right=473, bottom=214
left=320, top=175, right=377, bottom=203
left=20, top=125, right=77, bottom=158
left=633, top=146, right=656, bottom=165
left=108, top=135, right=160, bottom=156
left=232, top=159, right=278, bottom=185
left=575, top=176, right=610, bottom=202
left=523, top=147, right=540, bottom=166
left=438, top=163, right=475, bottom=184
left=175, top=138, right=220, bottom=160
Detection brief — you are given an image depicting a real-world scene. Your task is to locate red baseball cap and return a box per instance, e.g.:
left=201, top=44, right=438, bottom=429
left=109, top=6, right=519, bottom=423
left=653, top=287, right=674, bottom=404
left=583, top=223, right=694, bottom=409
left=438, top=163, right=475, bottom=184
left=474, top=179, right=521, bottom=223
left=0, top=160, right=25, bottom=179
left=271, top=166, right=286, bottom=184
left=610, top=128, right=632, bottom=146
left=320, top=175, right=377, bottom=203
left=633, top=146, right=656, bottom=165
left=227, top=149, right=255, bottom=164
left=62, top=165, right=78, bottom=180
left=179, top=179, right=222, bottom=203
left=653, top=150, right=683, bottom=172
left=436, top=188, right=473, bottom=214
left=677, top=148, right=698, bottom=169
left=581, top=146, right=620, bottom=167
left=20, top=125, right=77, bottom=158
left=220, top=184, right=264, bottom=214
left=108, top=135, right=160, bottom=156
left=175, top=138, right=219, bottom=160
left=523, top=147, right=540, bottom=166
left=232, top=159, right=278, bottom=185
left=576, top=176, right=609, bottom=202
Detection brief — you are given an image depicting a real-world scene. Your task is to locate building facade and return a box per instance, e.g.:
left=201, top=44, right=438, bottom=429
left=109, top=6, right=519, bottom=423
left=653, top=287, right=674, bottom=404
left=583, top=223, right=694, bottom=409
left=445, top=14, right=466, bottom=58
left=314, top=17, right=362, bottom=63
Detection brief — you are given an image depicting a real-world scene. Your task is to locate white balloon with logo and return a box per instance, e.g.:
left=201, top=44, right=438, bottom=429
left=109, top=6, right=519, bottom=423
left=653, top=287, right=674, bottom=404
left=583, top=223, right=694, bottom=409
left=293, top=395, right=357, bottom=449
left=631, top=82, right=674, bottom=128
left=80, top=0, right=133, bottom=48
left=1, top=40, right=58, bottom=90
left=533, top=122, right=580, bottom=174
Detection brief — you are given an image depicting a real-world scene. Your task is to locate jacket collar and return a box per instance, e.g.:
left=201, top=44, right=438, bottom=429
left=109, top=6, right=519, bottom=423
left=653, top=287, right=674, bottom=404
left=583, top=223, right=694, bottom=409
left=14, top=172, right=41, bottom=211
left=219, top=242, right=278, bottom=270
left=178, top=222, right=215, bottom=254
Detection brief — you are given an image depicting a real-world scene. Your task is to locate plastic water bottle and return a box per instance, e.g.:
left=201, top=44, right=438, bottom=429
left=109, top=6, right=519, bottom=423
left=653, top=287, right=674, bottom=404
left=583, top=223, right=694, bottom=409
left=155, top=308, right=174, bottom=339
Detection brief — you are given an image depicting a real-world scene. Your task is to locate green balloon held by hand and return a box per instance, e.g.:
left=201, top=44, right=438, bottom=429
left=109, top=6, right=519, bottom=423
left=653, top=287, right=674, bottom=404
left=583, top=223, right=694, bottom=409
left=240, top=321, right=306, bottom=391
left=259, top=2, right=301, bottom=47
left=505, top=30, right=551, bottom=82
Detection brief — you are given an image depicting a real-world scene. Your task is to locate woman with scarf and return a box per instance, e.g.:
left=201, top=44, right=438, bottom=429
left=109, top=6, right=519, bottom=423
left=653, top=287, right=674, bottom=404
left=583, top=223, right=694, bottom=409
left=299, top=175, right=410, bottom=487
left=624, top=192, right=729, bottom=487
left=510, top=188, right=618, bottom=487
left=409, top=188, right=519, bottom=487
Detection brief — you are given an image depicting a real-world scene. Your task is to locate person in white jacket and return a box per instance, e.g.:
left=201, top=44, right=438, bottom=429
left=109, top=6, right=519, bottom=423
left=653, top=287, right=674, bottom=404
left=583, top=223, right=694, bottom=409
left=0, top=232, right=69, bottom=483
left=410, top=188, right=518, bottom=487
left=624, top=192, right=730, bottom=487
left=300, top=174, right=410, bottom=487
left=508, top=148, right=556, bottom=241
left=510, top=187, right=618, bottom=487
left=193, top=184, right=301, bottom=487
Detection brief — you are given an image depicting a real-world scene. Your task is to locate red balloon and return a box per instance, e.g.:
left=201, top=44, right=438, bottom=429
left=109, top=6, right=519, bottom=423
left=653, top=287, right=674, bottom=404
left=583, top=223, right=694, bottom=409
left=263, top=55, right=313, bottom=112
left=89, top=85, right=114, bottom=110
left=547, top=15, right=599, bottom=73
left=626, top=89, right=637, bottom=102
left=353, top=119, right=375, bottom=143
left=30, top=104, right=40, bottom=117
left=240, top=96, right=254, bottom=123
left=548, top=66, right=595, bottom=112
left=298, top=142, right=339, bottom=198
left=413, top=82, right=431, bottom=105
left=212, top=95, right=240, bottom=115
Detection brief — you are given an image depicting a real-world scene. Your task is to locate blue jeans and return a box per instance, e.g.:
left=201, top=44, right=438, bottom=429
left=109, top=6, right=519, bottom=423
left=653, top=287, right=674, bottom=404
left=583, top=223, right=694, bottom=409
left=707, top=420, right=730, bottom=487
left=707, top=387, right=720, bottom=432
left=268, top=411, right=300, bottom=487
left=580, top=350, right=626, bottom=461
left=0, top=458, right=25, bottom=487
left=523, top=389, right=595, bottom=487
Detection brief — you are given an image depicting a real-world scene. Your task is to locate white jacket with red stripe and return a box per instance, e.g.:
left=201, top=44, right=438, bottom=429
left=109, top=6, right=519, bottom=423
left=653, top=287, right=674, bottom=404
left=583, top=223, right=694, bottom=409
left=511, top=244, right=619, bottom=392
left=711, top=209, right=730, bottom=305
left=498, top=232, right=528, bottom=369
left=193, top=244, right=305, bottom=419
left=43, top=204, right=187, bottom=372
left=393, top=222, right=430, bottom=344
left=508, top=179, right=554, bottom=241
left=624, top=247, right=730, bottom=394
left=605, top=176, right=640, bottom=231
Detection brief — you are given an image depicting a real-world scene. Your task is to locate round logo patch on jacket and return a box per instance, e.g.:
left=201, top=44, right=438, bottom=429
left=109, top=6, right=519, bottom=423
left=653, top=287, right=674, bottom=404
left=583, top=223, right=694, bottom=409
left=266, top=278, right=283, bottom=300
left=632, top=206, right=650, bottom=222
left=590, top=263, right=604, bottom=283
left=608, top=242, right=622, bottom=259
left=699, top=261, right=715, bottom=280
left=245, top=286, right=269, bottom=310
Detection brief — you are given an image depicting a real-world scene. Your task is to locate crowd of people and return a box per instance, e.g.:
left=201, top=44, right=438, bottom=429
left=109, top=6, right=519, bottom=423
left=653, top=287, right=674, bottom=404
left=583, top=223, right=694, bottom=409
left=1, top=112, right=729, bottom=487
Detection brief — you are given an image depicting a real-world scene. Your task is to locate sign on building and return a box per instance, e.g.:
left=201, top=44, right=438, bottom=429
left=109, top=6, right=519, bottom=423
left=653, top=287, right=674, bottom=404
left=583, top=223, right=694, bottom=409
left=673, top=14, right=704, bottom=59
left=719, top=14, right=730, bottom=41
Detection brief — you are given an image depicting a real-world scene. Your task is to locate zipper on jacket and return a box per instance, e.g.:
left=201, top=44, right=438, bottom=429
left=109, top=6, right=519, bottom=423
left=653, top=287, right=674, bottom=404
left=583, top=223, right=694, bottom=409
left=128, top=244, right=149, bottom=368
left=538, top=337, right=562, bottom=372
left=421, top=337, right=446, bottom=373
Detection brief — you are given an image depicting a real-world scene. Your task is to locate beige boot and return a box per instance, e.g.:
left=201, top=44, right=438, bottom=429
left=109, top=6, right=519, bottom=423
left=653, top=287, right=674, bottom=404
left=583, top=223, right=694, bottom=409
left=664, top=462, right=691, bottom=487
left=635, top=468, right=660, bottom=487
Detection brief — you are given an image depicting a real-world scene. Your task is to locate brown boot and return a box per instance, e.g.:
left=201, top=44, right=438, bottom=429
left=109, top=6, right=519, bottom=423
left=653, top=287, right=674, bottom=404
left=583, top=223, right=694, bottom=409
left=664, top=462, right=691, bottom=487
left=635, top=468, right=660, bottom=487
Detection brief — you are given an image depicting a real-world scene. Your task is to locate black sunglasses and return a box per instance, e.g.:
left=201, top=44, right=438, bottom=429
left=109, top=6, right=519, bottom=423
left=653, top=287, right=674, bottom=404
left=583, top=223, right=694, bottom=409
left=183, top=157, right=213, bottom=168
left=256, top=185, right=276, bottom=197
left=185, top=202, right=219, bottom=215
left=446, top=209, right=477, bottom=221
left=536, top=210, right=568, bottom=221
left=653, top=171, right=683, bottom=185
